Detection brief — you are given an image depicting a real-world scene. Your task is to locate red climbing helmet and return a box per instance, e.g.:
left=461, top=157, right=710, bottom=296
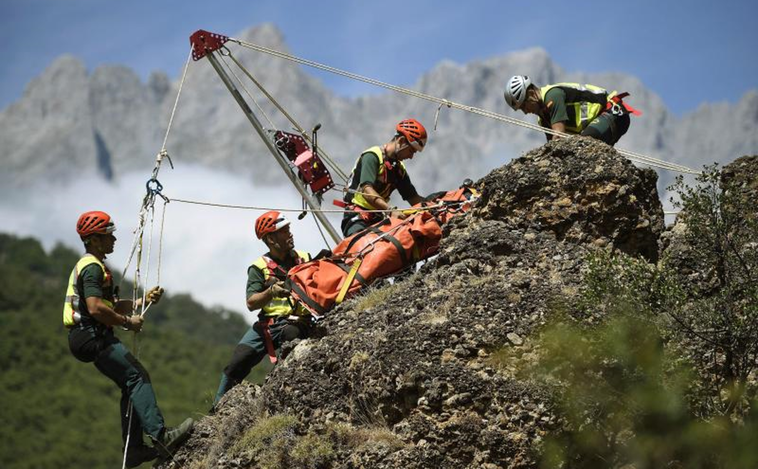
left=255, top=210, right=290, bottom=239
left=76, top=211, right=116, bottom=239
left=396, top=118, right=428, bottom=152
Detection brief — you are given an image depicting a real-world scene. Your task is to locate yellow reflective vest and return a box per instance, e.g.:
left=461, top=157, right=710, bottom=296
left=539, top=83, right=615, bottom=133
left=251, top=250, right=311, bottom=318
left=62, top=254, right=114, bottom=327
left=349, top=146, right=408, bottom=210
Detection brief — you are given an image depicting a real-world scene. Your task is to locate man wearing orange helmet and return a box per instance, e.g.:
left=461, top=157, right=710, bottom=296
left=213, top=210, right=312, bottom=406
left=341, top=118, right=427, bottom=236
left=64, top=211, right=193, bottom=467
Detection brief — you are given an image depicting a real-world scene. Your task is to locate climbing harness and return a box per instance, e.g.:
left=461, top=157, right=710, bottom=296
left=252, top=251, right=311, bottom=364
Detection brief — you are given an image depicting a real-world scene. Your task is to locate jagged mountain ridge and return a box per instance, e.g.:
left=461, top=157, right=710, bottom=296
left=1, top=23, right=757, bottom=195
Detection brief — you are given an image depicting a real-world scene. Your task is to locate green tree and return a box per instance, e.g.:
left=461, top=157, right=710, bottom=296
left=668, top=165, right=758, bottom=415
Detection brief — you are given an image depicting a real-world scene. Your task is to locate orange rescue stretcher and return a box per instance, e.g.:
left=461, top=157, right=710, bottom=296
left=286, top=186, right=478, bottom=317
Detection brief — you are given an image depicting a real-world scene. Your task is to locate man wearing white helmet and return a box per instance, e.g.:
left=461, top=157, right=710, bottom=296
left=504, top=75, right=641, bottom=146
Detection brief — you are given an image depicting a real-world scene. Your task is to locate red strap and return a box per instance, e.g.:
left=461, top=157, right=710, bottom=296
left=259, top=318, right=278, bottom=364
left=623, top=103, right=642, bottom=116
left=607, top=92, right=642, bottom=116
left=333, top=199, right=347, bottom=208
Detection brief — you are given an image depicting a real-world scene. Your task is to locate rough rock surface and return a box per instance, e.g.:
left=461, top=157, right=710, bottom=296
left=165, top=137, right=666, bottom=468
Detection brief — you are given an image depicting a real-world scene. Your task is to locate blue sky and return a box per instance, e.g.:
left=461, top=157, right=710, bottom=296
left=1, top=0, right=756, bottom=114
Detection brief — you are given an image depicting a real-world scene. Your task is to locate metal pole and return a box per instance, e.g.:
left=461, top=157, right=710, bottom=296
left=205, top=52, right=341, bottom=244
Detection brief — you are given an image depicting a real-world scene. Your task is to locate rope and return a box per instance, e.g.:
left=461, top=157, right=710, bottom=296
left=157, top=199, right=168, bottom=286
left=120, top=49, right=189, bottom=469
left=160, top=48, right=193, bottom=152
left=218, top=52, right=277, bottom=129
left=230, top=38, right=700, bottom=175
left=139, top=202, right=157, bottom=317
left=167, top=196, right=443, bottom=214
left=223, top=48, right=349, bottom=182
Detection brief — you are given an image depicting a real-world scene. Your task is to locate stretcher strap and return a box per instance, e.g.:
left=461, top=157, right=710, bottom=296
left=257, top=319, right=278, bottom=364
left=336, top=258, right=363, bottom=304
left=289, top=282, right=327, bottom=316
left=367, top=226, right=408, bottom=266
left=335, top=261, right=368, bottom=287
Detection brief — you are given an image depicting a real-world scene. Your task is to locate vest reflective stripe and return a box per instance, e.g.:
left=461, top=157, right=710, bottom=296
left=251, top=250, right=310, bottom=317
left=349, top=147, right=407, bottom=210
left=62, top=254, right=114, bottom=327
left=540, top=83, right=611, bottom=133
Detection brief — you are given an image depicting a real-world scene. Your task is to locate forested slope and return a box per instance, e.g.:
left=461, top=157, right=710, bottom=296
left=0, top=234, right=262, bottom=469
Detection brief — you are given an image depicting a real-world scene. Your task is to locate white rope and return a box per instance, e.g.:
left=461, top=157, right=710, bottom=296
left=218, top=53, right=277, bottom=129
left=139, top=204, right=156, bottom=317
left=160, top=47, right=193, bottom=152
left=119, top=47, right=191, bottom=469
left=157, top=199, right=168, bottom=287
left=224, top=49, right=349, bottom=182
left=230, top=38, right=700, bottom=175
left=167, top=196, right=443, bottom=214
left=121, top=370, right=136, bottom=469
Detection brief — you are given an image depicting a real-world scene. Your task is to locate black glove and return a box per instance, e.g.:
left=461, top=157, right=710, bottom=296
left=314, top=248, right=332, bottom=260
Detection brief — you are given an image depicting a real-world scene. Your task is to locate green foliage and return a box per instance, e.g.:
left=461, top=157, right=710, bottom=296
left=525, top=314, right=758, bottom=469
left=668, top=165, right=758, bottom=415
left=525, top=164, right=758, bottom=468
left=291, top=432, right=335, bottom=467
left=228, top=415, right=404, bottom=469
left=0, top=233, right=262, bottom=469
left=581, top=249, right=684, bottom=320
left=232, top=414, right=298, bottom=462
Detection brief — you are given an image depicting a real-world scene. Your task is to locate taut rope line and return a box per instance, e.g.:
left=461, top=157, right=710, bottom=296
left=230, top=38, right=700, bottom=175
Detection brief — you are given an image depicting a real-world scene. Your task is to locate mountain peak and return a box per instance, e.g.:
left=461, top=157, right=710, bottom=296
left=236, top=23, right=288, bottom=51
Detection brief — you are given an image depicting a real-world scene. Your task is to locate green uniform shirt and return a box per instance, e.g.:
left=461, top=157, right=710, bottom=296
left=76, top=262, right=114, bottom=325
left=344, top=151, right=418, bottom=204
left=80, top=264, right=113, bottom=302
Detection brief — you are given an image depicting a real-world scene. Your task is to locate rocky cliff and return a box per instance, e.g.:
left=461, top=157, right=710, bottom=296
left=2, top=24, right=757, bottom=195
left=160, top=137, right=674, bottom=468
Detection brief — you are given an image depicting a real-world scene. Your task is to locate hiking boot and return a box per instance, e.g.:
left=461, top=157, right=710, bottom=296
left=124, top=445, right=158, bottom=468
left=153, top=418, right=194, bottom=466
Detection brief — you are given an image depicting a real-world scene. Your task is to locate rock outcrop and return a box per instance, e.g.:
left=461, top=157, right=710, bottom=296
left=165, top=137, right=666, bottom=468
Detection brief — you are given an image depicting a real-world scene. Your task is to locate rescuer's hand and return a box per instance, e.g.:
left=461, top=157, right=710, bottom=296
left=269, top=281, right=289, bottom=298
left=146, top=286, right=164, bottom=304
left=125, top=315, right=144, bottom=333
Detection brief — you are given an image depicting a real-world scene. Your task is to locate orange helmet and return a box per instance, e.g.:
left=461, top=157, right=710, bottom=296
left=76, top=211, right=116, bottom=239
left=396, top=118, right=428, bottom=152
left=255, top=210, right=290, bottom=239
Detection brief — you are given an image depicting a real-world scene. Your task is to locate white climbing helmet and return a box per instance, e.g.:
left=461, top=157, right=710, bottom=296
left=504, top=75, right=532, bottom=110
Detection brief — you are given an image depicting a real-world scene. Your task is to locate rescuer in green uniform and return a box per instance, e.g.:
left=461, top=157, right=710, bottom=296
left=504, top=75, right=641, bottom=146
left=64, top=210, right=193, bottom=468
left=213, top=211, right=312, bottom=406
left=341, top=118, right=428, bottom=237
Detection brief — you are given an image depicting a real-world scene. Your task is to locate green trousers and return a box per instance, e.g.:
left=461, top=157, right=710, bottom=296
left=69, top=324, right=165, bottom=446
